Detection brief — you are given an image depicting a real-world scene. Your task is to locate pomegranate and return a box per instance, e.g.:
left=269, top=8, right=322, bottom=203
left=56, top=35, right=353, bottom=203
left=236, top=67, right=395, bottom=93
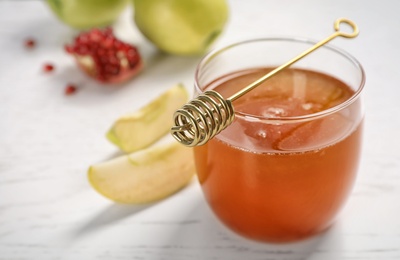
left=65, top=28, right=142, bottom=84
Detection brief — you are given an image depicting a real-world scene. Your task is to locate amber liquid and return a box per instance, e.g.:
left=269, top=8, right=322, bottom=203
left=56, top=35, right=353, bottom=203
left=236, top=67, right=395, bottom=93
left=194, top=68, right=363, bottom=242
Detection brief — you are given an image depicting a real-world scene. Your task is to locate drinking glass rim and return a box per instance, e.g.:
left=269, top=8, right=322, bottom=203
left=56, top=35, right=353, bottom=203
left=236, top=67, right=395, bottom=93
left=194, top=37, right=366, bottom=123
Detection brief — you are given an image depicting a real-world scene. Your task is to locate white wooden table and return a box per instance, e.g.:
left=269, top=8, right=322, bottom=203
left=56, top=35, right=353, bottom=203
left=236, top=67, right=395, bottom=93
left=1, top=0, right=400, bottom=259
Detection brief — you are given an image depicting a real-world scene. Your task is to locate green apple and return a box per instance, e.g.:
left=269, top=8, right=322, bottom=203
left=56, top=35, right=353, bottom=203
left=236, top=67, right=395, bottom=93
left=88, top=141, right=195, bottom=203
left=106, top=84, right=189, bottom=153
left=132, top=0, right=229, bottom=55
left=45, top=0, right=128, bottom=29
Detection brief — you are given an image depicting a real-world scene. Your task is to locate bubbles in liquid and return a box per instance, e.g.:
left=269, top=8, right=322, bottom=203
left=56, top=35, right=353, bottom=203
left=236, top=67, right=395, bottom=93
left=256, top=129, right=267, bottom=139
left=301, top=102, right=323, bottom=112
left=262, top=107, right=288, bottom=118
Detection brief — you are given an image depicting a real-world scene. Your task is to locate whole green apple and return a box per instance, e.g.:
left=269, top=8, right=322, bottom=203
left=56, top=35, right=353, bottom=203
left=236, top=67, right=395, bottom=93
left=46, top=0, right=128, bottom=29
left=132, top=0, right=229, bottom=55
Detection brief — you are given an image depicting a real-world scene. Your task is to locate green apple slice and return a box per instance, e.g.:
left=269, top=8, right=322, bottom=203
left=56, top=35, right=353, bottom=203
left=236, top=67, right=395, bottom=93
left=88, top=141, right=195, bottom=204
left=106, top=84, right=188, bottom=153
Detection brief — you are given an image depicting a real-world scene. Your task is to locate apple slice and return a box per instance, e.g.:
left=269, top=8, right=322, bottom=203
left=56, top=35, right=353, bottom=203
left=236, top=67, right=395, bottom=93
left=88, top=141, right=195, bottom=204
left=106, top=84, right=189, bottom=153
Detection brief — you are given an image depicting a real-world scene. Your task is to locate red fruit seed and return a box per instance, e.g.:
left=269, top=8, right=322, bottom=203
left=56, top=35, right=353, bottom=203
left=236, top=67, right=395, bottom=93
left=25, top=38, right=36, bottom=48
left=43, top=63, right=55, bottom=72
left=65, top=28, right=142, bottom=84
left=65, top=84, right=77, bottom=95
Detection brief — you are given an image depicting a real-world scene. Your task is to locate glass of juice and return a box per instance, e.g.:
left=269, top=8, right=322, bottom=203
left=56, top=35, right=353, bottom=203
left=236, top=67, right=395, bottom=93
left=193, top=38, right=365, bottom=242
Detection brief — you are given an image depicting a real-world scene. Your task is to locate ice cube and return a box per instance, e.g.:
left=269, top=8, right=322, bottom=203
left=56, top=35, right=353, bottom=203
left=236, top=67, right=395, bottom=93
left=276, top=113, right=353, bottom=151
left=292, top=71, right=307, bottom=100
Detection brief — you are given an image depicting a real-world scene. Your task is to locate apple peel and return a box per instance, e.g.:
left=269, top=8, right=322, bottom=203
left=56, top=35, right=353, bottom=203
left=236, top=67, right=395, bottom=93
left=88, top=141, right=195, bottom=204
left=106, top=84, right=189, bottom=153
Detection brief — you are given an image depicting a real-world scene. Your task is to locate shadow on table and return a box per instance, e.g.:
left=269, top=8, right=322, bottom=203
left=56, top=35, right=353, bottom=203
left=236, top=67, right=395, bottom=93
left=68, top=180, right=198, bottom=239
left=71, top=203, right=154, bottom=238
left=67, top=181, right=338, bottom=259
left=153, top=196, right=337, bottom=260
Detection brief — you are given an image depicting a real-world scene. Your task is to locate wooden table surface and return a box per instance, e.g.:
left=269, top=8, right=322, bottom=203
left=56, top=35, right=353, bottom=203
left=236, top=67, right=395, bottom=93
left=1, top=0, right=400, bottom=259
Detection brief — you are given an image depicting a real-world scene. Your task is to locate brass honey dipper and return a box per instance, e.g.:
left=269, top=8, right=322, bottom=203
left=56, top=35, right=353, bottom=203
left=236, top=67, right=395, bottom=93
left=171, top=18, right=359, bottom=147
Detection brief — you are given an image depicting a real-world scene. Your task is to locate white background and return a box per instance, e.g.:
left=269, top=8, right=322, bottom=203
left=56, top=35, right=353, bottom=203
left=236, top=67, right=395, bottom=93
left=1, top=0, right=399, bottom=259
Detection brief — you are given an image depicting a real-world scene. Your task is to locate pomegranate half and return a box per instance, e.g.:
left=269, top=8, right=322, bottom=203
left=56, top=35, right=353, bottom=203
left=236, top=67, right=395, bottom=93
left=65, top=28, right=142, bottom=84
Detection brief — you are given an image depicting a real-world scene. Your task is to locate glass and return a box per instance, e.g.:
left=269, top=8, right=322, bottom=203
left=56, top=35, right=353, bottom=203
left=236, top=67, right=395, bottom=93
left=193, top=38, right=365, bottom=242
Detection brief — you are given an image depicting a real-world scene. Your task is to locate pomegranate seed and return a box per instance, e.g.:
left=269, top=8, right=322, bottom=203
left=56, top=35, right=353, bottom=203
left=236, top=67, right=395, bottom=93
left=43, top=63, right=55, bottom=72
left=25, top=38, right=36, bottom=48
left=65, top=84, right=77, bottom=95
left=65, top=27, right=142, bottom=83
